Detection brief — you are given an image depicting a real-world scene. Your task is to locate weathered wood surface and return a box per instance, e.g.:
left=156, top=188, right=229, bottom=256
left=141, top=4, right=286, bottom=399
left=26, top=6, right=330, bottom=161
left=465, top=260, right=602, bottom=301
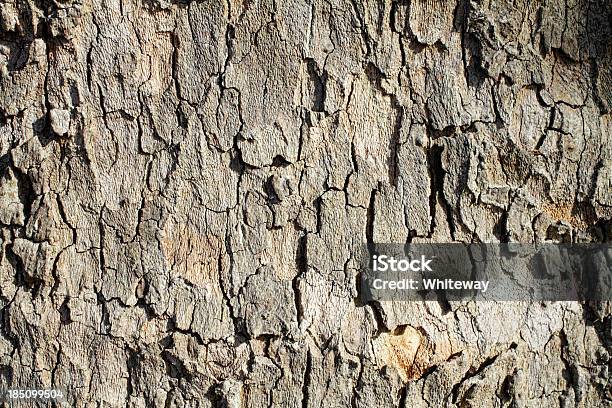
left=0, top=0, right=610, bottom=406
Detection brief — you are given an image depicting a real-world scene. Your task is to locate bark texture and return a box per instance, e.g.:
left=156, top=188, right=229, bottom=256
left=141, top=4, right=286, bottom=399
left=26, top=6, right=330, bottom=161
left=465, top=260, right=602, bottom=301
left=0, top=0, right=611, bottom=406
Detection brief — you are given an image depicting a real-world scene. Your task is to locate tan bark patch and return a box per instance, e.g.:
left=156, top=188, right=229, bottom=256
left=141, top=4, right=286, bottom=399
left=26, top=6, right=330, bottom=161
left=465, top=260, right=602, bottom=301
left=542, top=203, right=591, bottom=230
left=374, top=325, right=438, bottom=382
left=161, top=224, right=223, bottom=288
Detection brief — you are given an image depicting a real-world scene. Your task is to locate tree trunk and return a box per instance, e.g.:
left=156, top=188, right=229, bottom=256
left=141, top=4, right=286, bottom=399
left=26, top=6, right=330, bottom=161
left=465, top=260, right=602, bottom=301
left=0, top=0, right=610, bottom=406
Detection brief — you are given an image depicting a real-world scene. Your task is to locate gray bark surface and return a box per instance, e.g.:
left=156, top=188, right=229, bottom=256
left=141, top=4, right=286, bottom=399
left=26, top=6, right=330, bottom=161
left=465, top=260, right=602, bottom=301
left=0, top=0, right=611, bottom=406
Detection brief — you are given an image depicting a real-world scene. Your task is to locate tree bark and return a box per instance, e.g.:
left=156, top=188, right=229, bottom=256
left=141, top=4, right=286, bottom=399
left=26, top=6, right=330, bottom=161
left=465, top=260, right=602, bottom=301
left=0, top=0, right=610, bottom=406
